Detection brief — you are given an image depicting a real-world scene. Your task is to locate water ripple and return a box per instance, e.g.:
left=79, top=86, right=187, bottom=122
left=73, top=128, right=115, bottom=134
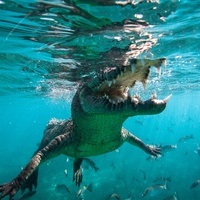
left=0, top=0, right=199, bottom=98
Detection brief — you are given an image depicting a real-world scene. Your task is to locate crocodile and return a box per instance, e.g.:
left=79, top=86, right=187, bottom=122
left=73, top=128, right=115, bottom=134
left=0, top=58, right=171, bottom=199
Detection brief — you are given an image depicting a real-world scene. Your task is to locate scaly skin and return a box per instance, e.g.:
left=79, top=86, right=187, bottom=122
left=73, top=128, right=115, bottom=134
left=0, top=58, right=171, bottom=199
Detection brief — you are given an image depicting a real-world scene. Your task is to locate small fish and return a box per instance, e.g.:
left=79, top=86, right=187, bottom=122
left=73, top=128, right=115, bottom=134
left=111, top=193, right=120, bottom=200
left=196, top=143, right=200, bottom=156
left=142, top=181, right=168, bottom=198
left=105, top=193, right=120, bottom=200
left=83, top=158, right=99, bottom=172
left=17, top=190, right=36, bottom=200
left=76, top=183, right=92, bottom=198
left=153, top=176, right=171, bottom=183
left=190, top=180, right=200, bottom=189
left=178, top=134, right=194, bottom=143
left=161, top=145, right=177, bottom=153
left=55, top=184, right=71, bottom=194
left=76, top=185, right=87, bottom=198
left=163, top=192, right=178, bottom=200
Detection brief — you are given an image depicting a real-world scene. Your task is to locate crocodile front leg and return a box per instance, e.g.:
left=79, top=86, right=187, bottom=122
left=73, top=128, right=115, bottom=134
left=0, top=133, right=73, bottom=200
left=122, top=128, right=161, bottom=156
left=73, top=158, right=83, bottom=187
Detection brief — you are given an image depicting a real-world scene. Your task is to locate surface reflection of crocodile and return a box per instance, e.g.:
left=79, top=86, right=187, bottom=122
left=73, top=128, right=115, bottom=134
left=0, top=58, right=171, bottom=199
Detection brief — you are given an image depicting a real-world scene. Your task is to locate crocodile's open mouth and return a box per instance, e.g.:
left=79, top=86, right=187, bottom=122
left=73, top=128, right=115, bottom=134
left=91, top=58, right=171, bottom=105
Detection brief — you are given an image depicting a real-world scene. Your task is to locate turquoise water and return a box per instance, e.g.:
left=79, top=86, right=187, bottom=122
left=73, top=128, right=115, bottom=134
left=0, top=0, right=200, bottom=199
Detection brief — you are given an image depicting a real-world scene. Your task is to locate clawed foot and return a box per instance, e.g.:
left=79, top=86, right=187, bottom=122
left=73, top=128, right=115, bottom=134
left=0, top=181, right=18, bottom=200
left=73, top=168, right=82, bottom=187
left=145, top=145, right=162, bottom=157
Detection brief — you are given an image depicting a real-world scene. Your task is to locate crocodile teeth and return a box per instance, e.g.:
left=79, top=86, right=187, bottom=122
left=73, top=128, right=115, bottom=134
left=162, top=59, right=166, bottom=69
left=104, top=93, right=126, bottom=105
left=157, top=66, right=161, bottom=75
left=124, top=86, right=129, bottom=94
left=151, top=91, right=157, bottom=99
left=131, top=97, right=139, bottom=104
left=142, top=81, right=147, bottom=90
left=105, top=79, right=117, bottom=87
left=153, top=94, right=172, bottom=104
left=133, top=93, right=142, bottom=102
left=163, top=94, right=172, bottom=103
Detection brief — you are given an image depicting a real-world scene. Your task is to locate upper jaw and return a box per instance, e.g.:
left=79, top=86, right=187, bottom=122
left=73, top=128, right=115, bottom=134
left=91, top=58, right=170, bottom=105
